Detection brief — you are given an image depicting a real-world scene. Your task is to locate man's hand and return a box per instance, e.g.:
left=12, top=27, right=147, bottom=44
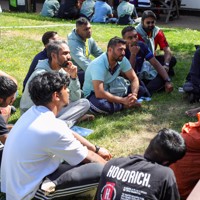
left=122, top=93, right=138, bottom=108
left=98, top=147, right=112, bottom=161
left=165, top=82, right=173, bottom=93
left=63, top=61, right=78, bottom=79
left=129, top=43, right=140, bottom=56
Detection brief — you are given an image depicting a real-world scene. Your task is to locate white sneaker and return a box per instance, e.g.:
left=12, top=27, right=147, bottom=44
left=41, top=179, right=56, bottom=195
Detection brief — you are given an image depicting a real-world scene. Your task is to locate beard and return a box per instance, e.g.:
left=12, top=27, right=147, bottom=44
left=143, top=25, right=155, bottom=33
left=116, top=56, right=124, bottom=62
left=58, top=61, right=69, bottom=68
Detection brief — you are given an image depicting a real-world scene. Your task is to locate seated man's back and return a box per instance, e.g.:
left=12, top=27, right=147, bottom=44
left=96, top=155, right=178, bottom=199
left=95, top=128, right=186, bottom=200
left=91, top=0, right=113, bottom=23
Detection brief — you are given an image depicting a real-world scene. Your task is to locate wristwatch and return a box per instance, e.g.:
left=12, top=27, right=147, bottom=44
left=164, top=62, right=170, bottom=67
left=95, top=145, right=101, bottom=153
left=165, top=78, right=171, bottom=83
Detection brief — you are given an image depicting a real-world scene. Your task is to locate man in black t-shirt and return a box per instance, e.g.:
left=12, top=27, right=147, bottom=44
left=0, top=73, right=17, bottom=144
left=57, top=0, right=80, bottom=19
left=0, top=73, right=17, bottom=164
left=95, top=128, right=186, bottom=200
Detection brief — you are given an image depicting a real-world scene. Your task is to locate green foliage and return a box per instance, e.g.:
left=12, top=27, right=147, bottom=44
left=0, top=12, right=200, bottom=157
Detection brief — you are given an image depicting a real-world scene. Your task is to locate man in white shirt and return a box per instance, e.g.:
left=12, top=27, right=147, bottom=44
left=1, top=71, right=111, bottom=200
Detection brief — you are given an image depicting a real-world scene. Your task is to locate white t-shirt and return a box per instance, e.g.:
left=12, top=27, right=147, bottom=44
left=1, top=106, right=88, bottom=200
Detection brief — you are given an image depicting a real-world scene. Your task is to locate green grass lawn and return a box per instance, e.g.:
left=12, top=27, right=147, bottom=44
left=1, top=12, right=200, bottom=157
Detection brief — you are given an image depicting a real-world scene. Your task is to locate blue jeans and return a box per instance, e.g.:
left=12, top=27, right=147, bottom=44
left=87, top=85, right=147, bottom=114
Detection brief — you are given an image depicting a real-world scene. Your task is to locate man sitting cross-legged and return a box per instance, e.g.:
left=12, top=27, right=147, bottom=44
left=20, top=40, right=94, bottom=127
left=67, top=17, right=103, bottom=86
left=136, top=10, right=177, bottom=76
left=122, top=26, right=173, bottom=95
left=1, top=71, right=111, bottom=200
left=95, top=128, right=186, bottom=200
left=83, top=36, right=147, bottom=114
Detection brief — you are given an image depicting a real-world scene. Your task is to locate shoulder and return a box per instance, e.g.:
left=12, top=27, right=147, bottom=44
left=35, top=59, right=50, bottom=71
left=67, top=29, right=77, bottom=41
left=34, top=49, right=47, bottom=60
left=138, top=41, right=147, bottom=49
left=121, top=56, right=131, bottom=67
left=156, top=28, right=166, bottom=37
left=0, top=115, right=8, bottom=135
left=88, top=37, right=95, bottom=44
left=88, top=53, right=107, bottom=71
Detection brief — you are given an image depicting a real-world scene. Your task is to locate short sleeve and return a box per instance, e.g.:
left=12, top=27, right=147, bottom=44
left=0, top=115, right=8, bottom=136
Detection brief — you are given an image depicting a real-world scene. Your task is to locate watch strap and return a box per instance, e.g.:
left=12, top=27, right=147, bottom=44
left=95, top=145, right=100, bottom=153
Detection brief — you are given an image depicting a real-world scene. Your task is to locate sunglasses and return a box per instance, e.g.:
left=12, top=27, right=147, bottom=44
left=146, top=21, right=155, bottom=25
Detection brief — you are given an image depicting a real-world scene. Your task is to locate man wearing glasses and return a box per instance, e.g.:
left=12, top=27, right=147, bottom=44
left=136, top=10, right=176, bottom=76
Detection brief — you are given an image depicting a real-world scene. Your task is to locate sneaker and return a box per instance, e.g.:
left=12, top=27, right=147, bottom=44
left=183, top=82, right=194, bottom=93
left=41, top=178, right=56, bottom=195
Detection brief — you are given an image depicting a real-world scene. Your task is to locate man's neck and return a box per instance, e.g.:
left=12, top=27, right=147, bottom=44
left=76, top=30, right=86, bottom=42
left=49, top=61, right=60, bottom=71
left=107, top=54, right=117, bottom=70
left=45, top=103, right=60, bottom=116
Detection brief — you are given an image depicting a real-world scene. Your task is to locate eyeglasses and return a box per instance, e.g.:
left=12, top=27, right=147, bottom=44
left=146, top=21, right=155, bottom=25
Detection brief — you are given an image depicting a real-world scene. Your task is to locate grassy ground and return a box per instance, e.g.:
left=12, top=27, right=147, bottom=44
left=0, top=12, right=200, bottom=159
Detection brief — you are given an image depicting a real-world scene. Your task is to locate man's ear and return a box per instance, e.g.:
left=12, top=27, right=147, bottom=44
left=52, top=91, right=60, bottom=102
left=107, top=47, right=112, bottom=53
left=51, top=52, right=57, bottom=60
left=0, top=98, right=3, bottom=105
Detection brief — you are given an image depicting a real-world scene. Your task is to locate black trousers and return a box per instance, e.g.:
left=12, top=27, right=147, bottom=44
left=33, top=162, right=104, bottom=200
left=186, top=48, right=200, bottom=87
left=156, top=55, right=177, bottom=76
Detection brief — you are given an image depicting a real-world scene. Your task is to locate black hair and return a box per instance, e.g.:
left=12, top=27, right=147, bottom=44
left=42, top=31, right=58, bottom=46
left=76, top=17, right=90, bottom=27
left=0, top=76, right=17, bottom=100
left=28, top=71, right=70, bottom=106
left=46, top=40, right=68, bottom=62
left=141, top=10, right=157, bottom=22
left=121, top=26, right=136, bottom=37
left=144, top=128, right=186, bottom=165
left=107, top=36, right=126, bottom=50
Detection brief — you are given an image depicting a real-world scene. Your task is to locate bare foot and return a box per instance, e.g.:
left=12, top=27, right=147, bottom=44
left=185, top=107, right=200, bottom=117
left=78, top=114, right=95, bottom=122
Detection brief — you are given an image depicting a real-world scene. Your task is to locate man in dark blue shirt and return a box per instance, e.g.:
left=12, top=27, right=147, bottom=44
left=121, top=26, right=173, bottom=95
left=23, top=31, right=59, bottom=91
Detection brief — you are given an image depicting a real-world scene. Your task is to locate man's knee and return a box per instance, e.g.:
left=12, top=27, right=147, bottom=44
left=71, top=163, right=104, bottom=182
left=79, top=98, right=90, bottom=111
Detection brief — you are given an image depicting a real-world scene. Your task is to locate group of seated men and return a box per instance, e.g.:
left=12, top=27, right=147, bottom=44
left=41, top=0, right=139, bottom=25
left=22, top=11, right=175, bottom=116
left=0, top=9, right=199, bottom=200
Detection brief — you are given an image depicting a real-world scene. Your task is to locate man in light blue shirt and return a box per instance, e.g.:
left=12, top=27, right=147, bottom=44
left=80, top=0, right=95, bottom=20
left=68, top=17, right=103, bottom=86
left=40, top=0, right=60, bottom=17
left=117, top=0, right=138, bottom=25
left=83, top=36, right=146, bottom=114
left=91, top=0, right=113, bottom=23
